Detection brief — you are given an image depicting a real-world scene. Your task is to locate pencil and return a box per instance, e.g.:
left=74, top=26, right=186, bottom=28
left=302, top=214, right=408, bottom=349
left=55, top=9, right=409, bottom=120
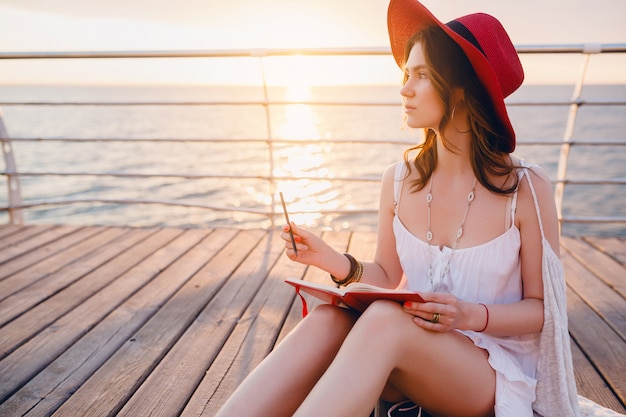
left=279, top=192, right=298, bottom=256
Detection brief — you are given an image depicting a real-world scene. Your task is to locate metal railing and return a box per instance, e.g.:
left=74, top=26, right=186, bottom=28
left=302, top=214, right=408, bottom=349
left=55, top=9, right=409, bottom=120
left=1, top=44, right=625, bottom=232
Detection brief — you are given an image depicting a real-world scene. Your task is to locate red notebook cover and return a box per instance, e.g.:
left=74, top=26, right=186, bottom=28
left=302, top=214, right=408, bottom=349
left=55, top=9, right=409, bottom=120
left=285, top=278, right=425, bottom=315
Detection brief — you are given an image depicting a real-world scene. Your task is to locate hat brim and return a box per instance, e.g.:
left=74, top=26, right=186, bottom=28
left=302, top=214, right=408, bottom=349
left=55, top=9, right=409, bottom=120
left=388, top=0, right=516, bottom=152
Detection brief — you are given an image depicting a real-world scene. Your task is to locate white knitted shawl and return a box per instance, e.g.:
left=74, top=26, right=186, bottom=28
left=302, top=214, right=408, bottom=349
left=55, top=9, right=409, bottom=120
left=524, top=167, right=581, bottom=417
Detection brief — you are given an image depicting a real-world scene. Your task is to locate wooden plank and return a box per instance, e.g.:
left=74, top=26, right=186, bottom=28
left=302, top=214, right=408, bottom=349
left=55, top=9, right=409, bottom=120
left=0, top=227, right=133, bottom=325
left=0, top=225, right=81, bottom=267
left=0, top=224, right=26, bottom=240
left=0, top=226, right=106, bottom=299
left=180, top=231, right=309, bottom=417
left=571, top=338, right=626, bottom=413
left=117, top=229, right=280, bottom=417
left=0, top=226, right=98, bottom=282
left=584, top=236, right=626, bottom=267
left=348, top=231, right=378, bottom=258
left=0, top=224, right=55, bottom=249
left=49, top=229, right=260, bottom=417
left=0, top=227, right=174, bottom=359
left=0, top=227, right=188, bottom=402
left=566, top=285, right=626, bottom=406
left=0, top=229, right=231, bottom=417
left=562, top=248, right=626, bottom=341
left=179, top=229, right=302, bottom=417
left=561, top=236, right=626, bottom=299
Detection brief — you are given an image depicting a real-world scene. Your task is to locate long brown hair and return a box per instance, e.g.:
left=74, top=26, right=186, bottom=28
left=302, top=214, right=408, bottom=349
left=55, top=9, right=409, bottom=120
left=402, top=26, right=518, bottom=195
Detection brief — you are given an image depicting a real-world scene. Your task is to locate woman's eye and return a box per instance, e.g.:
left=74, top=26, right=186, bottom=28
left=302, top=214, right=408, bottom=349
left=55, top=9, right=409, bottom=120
left=403, top=70, right=427, bottom=82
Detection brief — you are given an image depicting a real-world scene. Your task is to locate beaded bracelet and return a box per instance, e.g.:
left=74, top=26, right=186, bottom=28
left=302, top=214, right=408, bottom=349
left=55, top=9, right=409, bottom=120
left=477, top=303, right=489, bottom=332
left=331, top=253, right=362, bottom=286
left=353, top=259, right=364, bottom=283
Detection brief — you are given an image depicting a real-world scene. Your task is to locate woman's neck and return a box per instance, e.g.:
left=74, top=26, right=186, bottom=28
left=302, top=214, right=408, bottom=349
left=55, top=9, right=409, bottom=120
left=434, top=132, right=473, bottom=178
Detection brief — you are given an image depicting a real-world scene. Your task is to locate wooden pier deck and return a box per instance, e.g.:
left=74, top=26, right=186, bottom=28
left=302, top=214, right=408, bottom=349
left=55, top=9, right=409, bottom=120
left=0, top=224, right=624, bottom=416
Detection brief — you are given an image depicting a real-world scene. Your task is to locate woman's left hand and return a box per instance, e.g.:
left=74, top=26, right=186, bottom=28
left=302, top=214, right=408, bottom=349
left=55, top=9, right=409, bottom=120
left=402, top=292, right=467, bottom=332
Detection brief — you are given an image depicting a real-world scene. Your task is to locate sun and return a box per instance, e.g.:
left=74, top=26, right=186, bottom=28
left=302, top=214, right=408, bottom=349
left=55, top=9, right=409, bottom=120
left=275, top=75, right=320, bottom=141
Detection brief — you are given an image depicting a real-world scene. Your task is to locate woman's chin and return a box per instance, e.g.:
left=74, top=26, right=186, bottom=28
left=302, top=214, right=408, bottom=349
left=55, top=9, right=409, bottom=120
left=405, top=120, right=424, bottom=129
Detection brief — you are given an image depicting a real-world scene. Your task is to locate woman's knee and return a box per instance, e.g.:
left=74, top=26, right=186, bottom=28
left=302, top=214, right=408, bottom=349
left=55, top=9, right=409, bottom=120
left=352, top=300, right=428, bottom=349
left=300, top=304, right=357, bottom=339
left=358, top=300, right=411, bottom=330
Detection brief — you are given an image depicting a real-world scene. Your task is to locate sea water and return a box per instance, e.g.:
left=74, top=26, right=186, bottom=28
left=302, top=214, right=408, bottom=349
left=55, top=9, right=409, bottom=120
left=0, top=83, right=624, bottom=236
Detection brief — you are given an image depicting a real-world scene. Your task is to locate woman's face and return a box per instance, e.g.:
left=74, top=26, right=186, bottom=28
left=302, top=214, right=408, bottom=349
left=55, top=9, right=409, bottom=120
left=400, top=42, right=445, bottom=130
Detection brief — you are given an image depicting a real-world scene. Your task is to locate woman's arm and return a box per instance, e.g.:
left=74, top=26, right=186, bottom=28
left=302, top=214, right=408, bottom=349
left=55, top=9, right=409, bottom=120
left=508, top=166, right=559, bottom=332
left=281, top=163, right=404, bottom=289
left=362, top=163, right=405, bottom=288
left=475, top=167, right=558, bottom=336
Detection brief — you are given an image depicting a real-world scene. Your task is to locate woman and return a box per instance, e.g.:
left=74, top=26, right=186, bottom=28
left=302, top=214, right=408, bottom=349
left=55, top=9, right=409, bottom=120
left=216, top=0, right=581, bottom=416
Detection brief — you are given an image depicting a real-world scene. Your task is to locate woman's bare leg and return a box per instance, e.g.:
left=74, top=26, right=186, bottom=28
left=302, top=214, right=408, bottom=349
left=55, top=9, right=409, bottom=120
left=294, top=300, right=496, bottom=417
left=215, top=304, right=358, bottom=417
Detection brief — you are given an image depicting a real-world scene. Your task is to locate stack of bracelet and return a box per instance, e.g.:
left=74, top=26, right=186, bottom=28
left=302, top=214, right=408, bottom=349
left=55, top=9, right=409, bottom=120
left=330, top=253, right=364, bottom=286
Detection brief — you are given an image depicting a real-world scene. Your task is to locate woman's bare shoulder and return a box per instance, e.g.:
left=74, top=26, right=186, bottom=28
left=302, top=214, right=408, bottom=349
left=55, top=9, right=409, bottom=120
left=515, top=162, right=553, bottom=201
left=515, top=161, right=560, bottom=253
left=379, top=161, right=403, bottom=213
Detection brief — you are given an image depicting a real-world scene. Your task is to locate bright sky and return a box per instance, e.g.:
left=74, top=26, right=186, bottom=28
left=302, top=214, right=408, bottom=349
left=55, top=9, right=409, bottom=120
left=0, top=0, right=625, bottom=85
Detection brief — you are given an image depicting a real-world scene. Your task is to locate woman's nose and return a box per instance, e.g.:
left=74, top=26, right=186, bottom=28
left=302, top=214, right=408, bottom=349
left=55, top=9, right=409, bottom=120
left=400, top=82, right=413, bottom=98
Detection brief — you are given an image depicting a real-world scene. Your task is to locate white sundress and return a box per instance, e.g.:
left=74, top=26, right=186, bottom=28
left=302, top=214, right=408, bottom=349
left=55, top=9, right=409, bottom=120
left=390, top=161, right=625, bottom=417
left=392, top=162, right=540, bottom=416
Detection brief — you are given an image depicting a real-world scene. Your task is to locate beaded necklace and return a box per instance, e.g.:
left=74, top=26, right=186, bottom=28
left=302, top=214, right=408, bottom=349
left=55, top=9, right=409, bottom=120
left=426, top=174, right=477, bottom=287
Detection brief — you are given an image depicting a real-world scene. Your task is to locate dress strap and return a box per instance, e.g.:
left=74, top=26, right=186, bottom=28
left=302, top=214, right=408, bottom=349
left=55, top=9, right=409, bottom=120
left=505, top=196, right=513, bottom=230
left=520, top=162, right=547, bottom=240
left=393, top=162, right=406, bottom=215
left=507, top=168, right=524, bottom=228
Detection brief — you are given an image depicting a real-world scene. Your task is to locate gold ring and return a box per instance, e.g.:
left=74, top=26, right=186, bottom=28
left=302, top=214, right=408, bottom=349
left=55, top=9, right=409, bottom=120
left=431, top=313, right=440, bottom=324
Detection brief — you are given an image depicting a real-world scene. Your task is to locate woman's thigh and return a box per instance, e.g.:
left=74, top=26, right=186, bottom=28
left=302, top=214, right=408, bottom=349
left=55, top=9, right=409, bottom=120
left=356, top=300, right=496, bottom=417
left=279, top=303, right=360, bottom=366
left=217, top=304, right=359, bottom=417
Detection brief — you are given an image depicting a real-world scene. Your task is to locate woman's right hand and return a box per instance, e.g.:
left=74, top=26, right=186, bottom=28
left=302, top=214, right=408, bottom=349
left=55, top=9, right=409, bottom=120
left=280, top=222, right=329, bottom=267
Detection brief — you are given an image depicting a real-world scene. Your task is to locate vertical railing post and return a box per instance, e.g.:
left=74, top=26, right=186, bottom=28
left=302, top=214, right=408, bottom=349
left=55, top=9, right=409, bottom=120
left=255, top=50, right=277, bottom=226
left=553, top=47, right=595, bottom=232
left=0, top=109, right=24, bottom=224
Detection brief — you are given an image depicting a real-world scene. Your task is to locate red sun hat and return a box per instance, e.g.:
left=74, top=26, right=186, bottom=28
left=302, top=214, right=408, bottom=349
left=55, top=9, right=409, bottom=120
left=388, top=0, right=523, bottom=152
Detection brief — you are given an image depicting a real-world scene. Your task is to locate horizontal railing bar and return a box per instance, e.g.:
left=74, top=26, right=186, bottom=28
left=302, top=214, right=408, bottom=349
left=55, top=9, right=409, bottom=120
left=1, top=170, right=624, bottom=186
left=518, top=140, right=626, bottom=146
left=509, top=100, right=626, bottom=106
left=3, top=137, right=626, bottom=147
left=559, top=178, right=626, bottom=185
left=0, top=47, right=393, bottom=60
left=0, top=199, right=270, bottom=215
left=1, top=200, right=624, bottom=225
left=560, top=216, right=626, bottom=224
left=0, top=170, right=383, bottom=182
left=0, top=199, right=378, bottom=216
left=0, top=100, right=399, bottom=107
left=0, top=137, right=413, bottom=145
left=0, top=44, right=624, bottom=60
left=0, top=99, right=624, bottom=107
left=515, top=44, right=626, bottom=54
